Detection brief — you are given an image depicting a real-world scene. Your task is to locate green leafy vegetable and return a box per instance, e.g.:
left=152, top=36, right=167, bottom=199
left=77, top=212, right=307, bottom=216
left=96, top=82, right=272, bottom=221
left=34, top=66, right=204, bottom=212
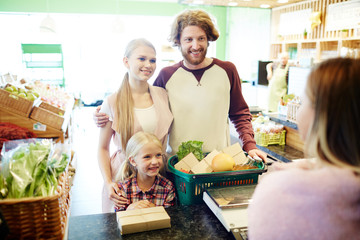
left=5, top=141, right=51, bottom=198
left=1, top=139, right=70, bottom=199
left=0, top=175, right=8, bottom=199
left=176, top=140, right=204, bottom=161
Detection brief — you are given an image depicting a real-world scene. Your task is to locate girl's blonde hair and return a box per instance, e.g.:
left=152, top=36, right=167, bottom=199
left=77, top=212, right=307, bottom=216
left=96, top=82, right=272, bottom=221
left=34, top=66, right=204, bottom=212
left=114, top=38, right=156, bottom=151
left=169, top=9, right=219, bottom=47
left=304, top=57, right=360, bottom=173
left=115, top=131, right=163, bottom=182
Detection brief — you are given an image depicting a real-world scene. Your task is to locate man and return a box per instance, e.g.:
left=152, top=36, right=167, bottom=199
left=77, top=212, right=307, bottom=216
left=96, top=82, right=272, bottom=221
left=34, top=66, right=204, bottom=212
left=95, top=9, right=266, bottom=161
left=266, top=52, right=290, bottom=112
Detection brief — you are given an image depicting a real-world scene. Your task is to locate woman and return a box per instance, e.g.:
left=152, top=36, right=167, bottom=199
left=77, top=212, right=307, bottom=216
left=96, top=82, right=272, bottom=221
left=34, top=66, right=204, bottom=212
left=248, top=57, right=360, bottom=239
left=97, top=38, right=173, bottom=212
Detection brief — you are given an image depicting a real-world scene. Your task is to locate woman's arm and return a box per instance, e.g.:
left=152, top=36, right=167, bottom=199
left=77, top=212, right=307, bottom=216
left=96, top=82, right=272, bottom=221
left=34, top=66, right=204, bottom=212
left=266, top=62, right=274, bottom=81
left=97, top=121, right=124, bottom=207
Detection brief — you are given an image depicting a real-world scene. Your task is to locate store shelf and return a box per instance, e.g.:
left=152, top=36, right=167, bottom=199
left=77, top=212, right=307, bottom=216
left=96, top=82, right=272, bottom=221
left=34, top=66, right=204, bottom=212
left=265, top=113, right=298, bottom=130
left=0, top=96, right=74, bottom=143
left=270, top=37, right=360, bottom=63
left=21, top=44, right=65, bottom=87
left=0, top=106, right=66, bottom=142
left=251, top=112, right=305, bottom=162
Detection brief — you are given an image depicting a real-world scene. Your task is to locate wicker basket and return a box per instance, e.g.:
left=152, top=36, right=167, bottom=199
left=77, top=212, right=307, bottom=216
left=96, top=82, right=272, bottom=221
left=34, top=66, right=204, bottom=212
left=0, top=171, right=70, bottom=240
left=0, top=89, right=35, bottom=117
left=30, top=106, right=65, bottom=130
left=39, top=102, right=65, bottom=116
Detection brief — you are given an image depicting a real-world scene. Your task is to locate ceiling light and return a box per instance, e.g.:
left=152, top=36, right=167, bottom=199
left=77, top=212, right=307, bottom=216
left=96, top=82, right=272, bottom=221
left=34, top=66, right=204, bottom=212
left=277, top=0, right=289, bottom=3
left=228, top=2, right=238, bottom=6
left=40, top=14, right=56, bottom=33
left=260, top=4, right=271, bottom=8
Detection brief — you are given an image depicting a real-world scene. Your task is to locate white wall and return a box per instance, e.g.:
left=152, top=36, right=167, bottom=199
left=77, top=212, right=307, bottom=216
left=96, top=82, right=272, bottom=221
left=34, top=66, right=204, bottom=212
left=0, top=12, right=191, bottom=104
left=226, top=7, right=271, bottom=108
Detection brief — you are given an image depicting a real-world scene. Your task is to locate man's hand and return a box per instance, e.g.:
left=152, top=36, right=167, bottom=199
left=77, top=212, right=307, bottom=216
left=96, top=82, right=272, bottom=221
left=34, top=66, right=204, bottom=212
left=126, top=200, right=155, bottom=210
left=93, top=105, right=109, bottom=128
left=248, top=149, right=267, bottom=163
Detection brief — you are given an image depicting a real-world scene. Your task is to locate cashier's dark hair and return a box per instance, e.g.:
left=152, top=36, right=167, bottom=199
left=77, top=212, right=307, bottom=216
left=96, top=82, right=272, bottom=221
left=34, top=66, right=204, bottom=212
left=305, top=57, right=360, bottom=173
left=114, top=38, right=156, bottom=151
left=115, top=132, right=163, bottom=182
left=169, top=9, right=219, bottom=47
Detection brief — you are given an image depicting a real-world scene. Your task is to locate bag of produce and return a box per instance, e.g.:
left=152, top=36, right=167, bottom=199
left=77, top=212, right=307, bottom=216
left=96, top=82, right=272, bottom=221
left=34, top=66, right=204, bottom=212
left=0, top=138, right=70, bottom=199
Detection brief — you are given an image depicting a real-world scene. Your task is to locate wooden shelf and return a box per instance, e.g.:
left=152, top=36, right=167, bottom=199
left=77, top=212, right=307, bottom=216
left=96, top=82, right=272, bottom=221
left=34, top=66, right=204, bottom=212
left=0, top=106, right=66, bottom=143
left=271, top=38, right=360, bottom=63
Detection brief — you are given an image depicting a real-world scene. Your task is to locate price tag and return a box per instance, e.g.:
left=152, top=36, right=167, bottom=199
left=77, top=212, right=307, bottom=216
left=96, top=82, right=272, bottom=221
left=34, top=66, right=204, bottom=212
left=33, top=122, right=47, bottom=131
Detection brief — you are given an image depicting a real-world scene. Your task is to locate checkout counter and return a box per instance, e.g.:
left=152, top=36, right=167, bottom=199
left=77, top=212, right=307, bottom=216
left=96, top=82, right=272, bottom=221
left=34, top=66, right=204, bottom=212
left=68, top=204, right=235, bottom=240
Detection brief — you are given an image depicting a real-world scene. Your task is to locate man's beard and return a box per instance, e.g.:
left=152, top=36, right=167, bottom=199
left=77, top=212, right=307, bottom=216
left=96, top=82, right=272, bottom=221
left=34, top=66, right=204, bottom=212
left=181, top=47, right=207, bottom=67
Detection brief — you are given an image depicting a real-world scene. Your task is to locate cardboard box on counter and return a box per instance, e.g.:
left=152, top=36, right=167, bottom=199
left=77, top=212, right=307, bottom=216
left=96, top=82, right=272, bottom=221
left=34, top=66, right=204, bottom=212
left=116, top=206, right=171, bottom=235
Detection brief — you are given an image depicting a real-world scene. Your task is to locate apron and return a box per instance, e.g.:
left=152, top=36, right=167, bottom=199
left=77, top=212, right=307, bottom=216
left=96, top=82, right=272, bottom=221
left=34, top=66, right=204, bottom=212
left=268, top=63, right=289, bottom=112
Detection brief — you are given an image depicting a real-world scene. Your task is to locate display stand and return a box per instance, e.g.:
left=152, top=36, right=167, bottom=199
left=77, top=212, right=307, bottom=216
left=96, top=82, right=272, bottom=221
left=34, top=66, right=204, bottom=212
left=256, top=113, right=304, bottom=162
left=0, top=105, right=68, bottom=143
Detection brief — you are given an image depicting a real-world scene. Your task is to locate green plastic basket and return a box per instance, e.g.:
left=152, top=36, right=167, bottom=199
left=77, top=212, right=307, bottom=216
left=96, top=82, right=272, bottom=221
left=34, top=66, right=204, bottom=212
left=168, top=155, right=267, bottom=205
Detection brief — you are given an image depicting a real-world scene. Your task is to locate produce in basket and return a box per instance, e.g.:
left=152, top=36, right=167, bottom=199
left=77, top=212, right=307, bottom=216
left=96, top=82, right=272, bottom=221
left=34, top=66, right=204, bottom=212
left=176, top=140, right=204, bottom=161
left=3, top=83, right=39, bottom=101
left=30, top=80, right=72, bottom=110
left=0, top=139, right=70, bottom=199
left=174, top=142, right=261, bottom=174
left=211, top=153, right=235, bottom=172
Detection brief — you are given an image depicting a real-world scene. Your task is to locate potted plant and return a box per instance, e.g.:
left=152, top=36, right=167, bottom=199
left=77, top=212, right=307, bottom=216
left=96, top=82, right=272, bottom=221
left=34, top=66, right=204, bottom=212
left=303, top=29, right=308, bottom=39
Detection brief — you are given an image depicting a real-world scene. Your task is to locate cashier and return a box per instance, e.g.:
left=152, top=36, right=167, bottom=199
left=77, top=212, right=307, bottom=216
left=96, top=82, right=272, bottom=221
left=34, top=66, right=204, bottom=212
left=266, top=52, right=290, bottom=112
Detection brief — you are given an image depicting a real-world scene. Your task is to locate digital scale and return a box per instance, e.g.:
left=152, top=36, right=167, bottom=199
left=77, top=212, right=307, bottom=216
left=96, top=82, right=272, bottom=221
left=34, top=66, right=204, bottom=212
left=203, top=184, right=257, bottom=240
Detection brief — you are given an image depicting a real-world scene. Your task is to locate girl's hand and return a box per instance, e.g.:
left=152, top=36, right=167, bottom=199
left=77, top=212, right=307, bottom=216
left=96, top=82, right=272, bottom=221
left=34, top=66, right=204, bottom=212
left=126, top=200, right=155, bottom=210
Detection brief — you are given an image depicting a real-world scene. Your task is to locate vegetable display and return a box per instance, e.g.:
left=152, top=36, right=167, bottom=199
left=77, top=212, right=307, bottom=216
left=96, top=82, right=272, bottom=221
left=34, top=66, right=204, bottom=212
left=0, top=139, right=70, bottom=199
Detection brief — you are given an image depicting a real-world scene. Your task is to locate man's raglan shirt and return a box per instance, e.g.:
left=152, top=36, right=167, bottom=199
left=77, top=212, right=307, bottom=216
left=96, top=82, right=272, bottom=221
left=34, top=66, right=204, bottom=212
left=153, top=58, right=256, bottom=154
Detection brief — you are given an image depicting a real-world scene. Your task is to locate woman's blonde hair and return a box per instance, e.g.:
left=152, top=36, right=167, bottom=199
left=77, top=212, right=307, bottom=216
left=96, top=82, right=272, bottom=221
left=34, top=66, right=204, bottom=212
left=304, top=57, right=360, bottom=173
left=115, top=131, right=163, bottom=182
left=169, top=9, right=219, bottom=47
left=113, top=38, right=156, bottom=151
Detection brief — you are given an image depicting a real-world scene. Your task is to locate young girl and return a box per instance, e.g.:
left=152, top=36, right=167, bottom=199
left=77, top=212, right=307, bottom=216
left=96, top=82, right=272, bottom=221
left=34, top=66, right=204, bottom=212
left=97, top=39, right=173, bottom=212
left=115, top=131, right=175, bottom=211
left=248, top=57, right=360, bottom=239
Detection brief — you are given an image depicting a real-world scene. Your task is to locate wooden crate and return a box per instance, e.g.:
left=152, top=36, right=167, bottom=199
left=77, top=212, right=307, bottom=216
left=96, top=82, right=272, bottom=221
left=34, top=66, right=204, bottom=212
left=0, top=106, right=66, bottom=143
left=0, top=88, right=35, bottom=117
left=30, top=106, right=65, bottom=130
left=30, top=98, right=74, bottom=132
left=39, top=101, right=65, bottom=116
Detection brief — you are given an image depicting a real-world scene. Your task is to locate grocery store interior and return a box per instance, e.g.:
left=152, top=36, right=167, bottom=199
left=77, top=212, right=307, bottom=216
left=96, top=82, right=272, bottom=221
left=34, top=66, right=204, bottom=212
left=1, top=0, right=359, bottom=238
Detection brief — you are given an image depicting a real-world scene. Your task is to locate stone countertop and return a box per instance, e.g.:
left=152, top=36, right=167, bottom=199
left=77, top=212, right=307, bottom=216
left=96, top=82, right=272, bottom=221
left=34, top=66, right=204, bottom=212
left=68, top=204, right=234, bottom=240
left=264, top=112, right=298, bottom=130
left=256, top=144, right=304, bottom=163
